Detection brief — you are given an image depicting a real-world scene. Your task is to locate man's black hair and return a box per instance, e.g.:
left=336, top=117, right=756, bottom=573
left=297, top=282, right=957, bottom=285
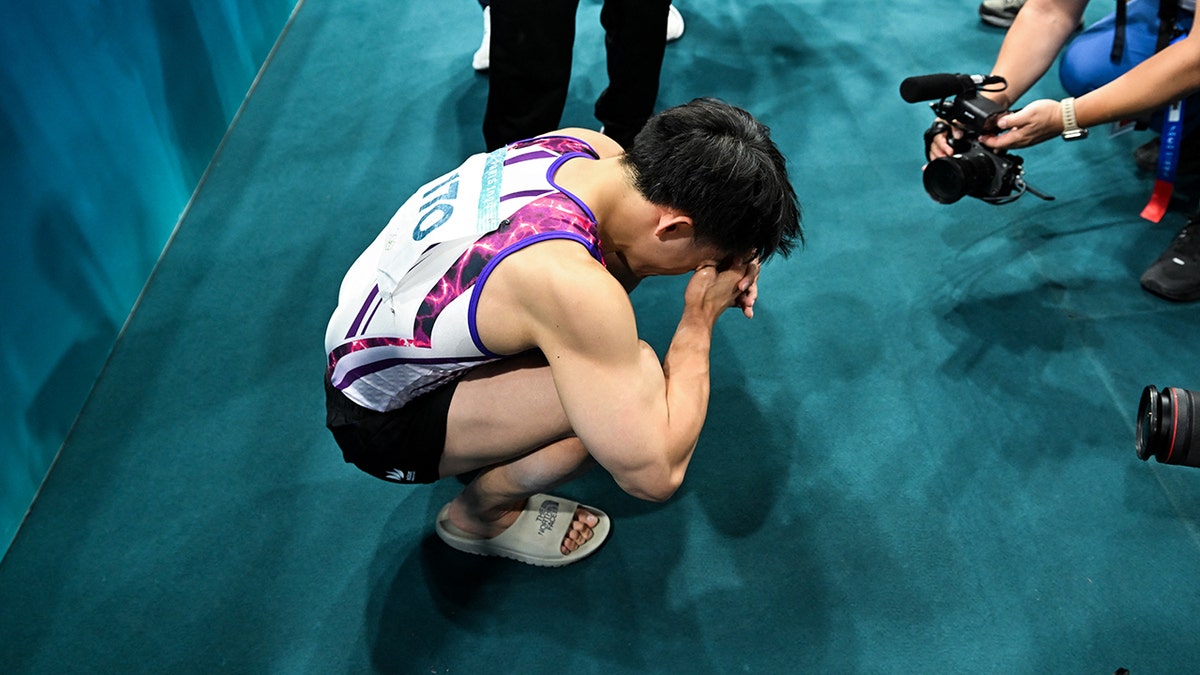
left=621, top=98, right=803, bottom=262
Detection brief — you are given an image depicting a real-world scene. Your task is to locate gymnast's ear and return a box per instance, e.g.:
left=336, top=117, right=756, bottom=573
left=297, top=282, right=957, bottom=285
left=654, top=209, right=695, bottom=241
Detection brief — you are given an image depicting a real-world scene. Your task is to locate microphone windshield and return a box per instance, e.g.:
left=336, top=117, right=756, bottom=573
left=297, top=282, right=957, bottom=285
left=899, top=73, right=970, bottom=103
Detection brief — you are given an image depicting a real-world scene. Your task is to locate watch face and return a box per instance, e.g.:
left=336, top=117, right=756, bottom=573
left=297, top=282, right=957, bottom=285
left=1063, top=128, right=1088, bottom=141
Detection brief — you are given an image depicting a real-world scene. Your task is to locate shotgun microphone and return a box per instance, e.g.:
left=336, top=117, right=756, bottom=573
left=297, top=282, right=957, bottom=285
left=899, top=73, right=1005, bottom=103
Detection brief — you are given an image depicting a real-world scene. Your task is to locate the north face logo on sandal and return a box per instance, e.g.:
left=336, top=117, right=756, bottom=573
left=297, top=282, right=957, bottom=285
left=535, top=500, right=560, bottom=536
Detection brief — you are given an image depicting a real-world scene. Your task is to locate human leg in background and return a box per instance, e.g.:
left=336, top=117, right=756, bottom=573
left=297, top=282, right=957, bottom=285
left=593, top=0, right=671, bottom=148
left=1059, top=1, right=1199, bottom=171
left=474, top=2, right=684, bottom=73
left=1055, top=2, right=1200, bottom=299
left=483, top=0, right=581, bottom=150
left=979, top=1, right=1082, bottom=33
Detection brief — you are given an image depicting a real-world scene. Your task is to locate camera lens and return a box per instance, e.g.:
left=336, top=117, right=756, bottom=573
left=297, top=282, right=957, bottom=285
left=924, top=151, right=997, bottom=204
left=1136, top=385, right=1200, bottom=468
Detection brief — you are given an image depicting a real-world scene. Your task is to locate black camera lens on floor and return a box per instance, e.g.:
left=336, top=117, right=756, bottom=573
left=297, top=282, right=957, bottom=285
left=1136, top=385, right=1200, bottom=468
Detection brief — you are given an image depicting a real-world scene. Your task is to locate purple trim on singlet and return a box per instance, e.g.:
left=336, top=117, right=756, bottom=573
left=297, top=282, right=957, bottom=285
left=345, top=285, right=380, bottom=339
left=546, top=152, right=599, bottom=223
left=362, top=297, right=383, bottom=334
left=504, top=150, right=555, bottom=165
left=500, top=188, right=554, bottom=202
left=498, top=136, right=599, bottom=207
left=512, top=135, right=600, bottom=158
left=332, top=359, right=405, bottom=390
left=466, top=230, right=604, bottom=357
left=328, top=336, right=413, bottom=380
left=332, top=352, right=493, bottom=390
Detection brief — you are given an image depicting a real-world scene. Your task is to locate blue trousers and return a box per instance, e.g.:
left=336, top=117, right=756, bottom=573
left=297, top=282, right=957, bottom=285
left=1059, top=0, right=1196, bottom=132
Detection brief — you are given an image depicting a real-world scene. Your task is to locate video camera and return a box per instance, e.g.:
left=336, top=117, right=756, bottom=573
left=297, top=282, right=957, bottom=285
left=900, top=73, right=1053, bottom=205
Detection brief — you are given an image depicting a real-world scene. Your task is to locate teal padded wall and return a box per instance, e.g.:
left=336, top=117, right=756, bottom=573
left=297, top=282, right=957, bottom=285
left=0, top=0, right=299, bottom=556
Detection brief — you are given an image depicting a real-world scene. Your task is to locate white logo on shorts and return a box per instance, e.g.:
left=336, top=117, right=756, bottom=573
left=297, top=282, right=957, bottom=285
left=385, top=468, right=416, bottom=482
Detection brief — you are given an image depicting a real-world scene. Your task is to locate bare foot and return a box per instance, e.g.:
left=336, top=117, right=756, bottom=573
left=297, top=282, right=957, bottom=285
left=447, top=497, right=599, bottom=555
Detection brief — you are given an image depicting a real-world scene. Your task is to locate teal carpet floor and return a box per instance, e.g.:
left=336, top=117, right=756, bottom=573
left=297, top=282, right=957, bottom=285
left=2, top=0, right=1199, bottom=672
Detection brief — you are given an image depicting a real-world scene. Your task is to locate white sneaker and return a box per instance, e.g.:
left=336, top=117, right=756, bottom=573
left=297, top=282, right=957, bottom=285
left=666, top=4, right=685, bottom=42
left=473, top=6, right=490, bottom=72
left=978, top=0, right=1025, bottom=28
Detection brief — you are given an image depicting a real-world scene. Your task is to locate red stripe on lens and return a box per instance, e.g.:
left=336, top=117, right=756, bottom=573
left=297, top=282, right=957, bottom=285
left=1167, top=389, right=1180, bottom=463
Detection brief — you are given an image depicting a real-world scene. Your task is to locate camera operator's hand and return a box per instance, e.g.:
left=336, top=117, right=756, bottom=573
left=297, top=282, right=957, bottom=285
left=979, top=99, right=1062, bottom=150
left=926, top=121, right=963, bottom=161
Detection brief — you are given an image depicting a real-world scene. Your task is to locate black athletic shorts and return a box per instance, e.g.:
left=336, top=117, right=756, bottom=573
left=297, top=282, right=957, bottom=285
left=323, top=375, right=458, bottom=484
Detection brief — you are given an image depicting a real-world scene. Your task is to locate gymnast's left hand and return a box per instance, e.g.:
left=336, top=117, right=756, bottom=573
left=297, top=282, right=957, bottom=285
left=734, top=255, right=761, bottom=319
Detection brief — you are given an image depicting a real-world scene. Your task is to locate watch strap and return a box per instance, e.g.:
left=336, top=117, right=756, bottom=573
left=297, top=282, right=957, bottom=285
left=1061, top=97, right=1088, bottom=141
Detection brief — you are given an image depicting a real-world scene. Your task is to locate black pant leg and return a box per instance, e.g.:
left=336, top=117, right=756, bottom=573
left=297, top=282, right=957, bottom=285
left=593, top=0, right=670, bottom=148
left=483, top=0, right=581, bottom=150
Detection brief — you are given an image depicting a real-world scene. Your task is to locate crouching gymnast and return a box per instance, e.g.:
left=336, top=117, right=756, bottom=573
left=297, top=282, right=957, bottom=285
left=323, top=98, right=802, bottom=566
